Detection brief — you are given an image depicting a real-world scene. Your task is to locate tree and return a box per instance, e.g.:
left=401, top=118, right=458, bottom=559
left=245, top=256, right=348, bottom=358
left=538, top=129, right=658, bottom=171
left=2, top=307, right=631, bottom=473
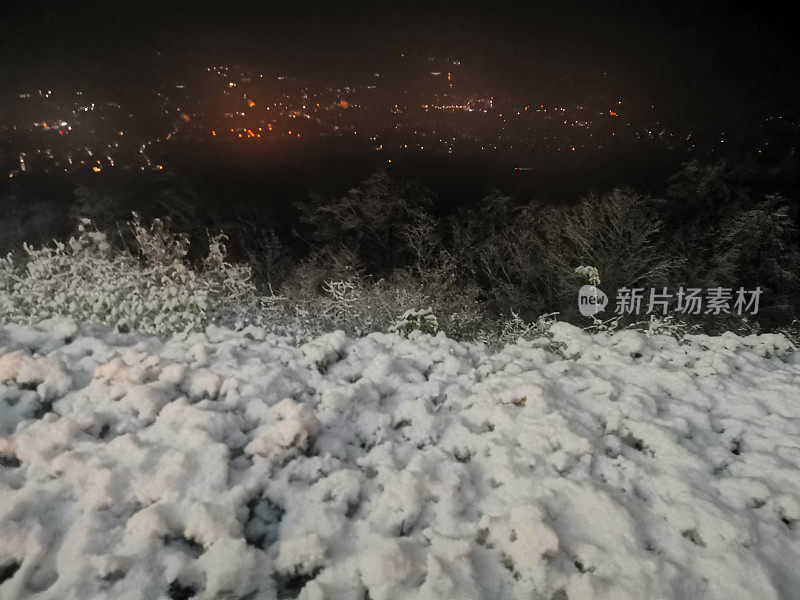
left=715, top=194, right=800, bottom=322
left=295, top=171, right=435, bottom=274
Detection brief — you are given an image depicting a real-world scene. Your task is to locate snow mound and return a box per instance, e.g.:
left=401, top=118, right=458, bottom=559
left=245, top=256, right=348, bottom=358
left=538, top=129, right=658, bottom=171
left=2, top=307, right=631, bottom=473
left=1, top=319, right=799, bottom=600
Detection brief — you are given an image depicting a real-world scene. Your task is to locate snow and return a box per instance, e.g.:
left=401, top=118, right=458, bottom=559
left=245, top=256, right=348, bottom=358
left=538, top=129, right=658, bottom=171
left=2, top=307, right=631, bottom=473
left=0, top=318, right=799, bottom=600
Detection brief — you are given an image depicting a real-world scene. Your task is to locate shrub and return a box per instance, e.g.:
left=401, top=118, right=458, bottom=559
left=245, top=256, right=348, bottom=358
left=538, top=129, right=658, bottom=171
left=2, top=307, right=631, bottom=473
left=630, top=314, right=698, bottom=339
left=477, top=311, right=560, bottom=348
left=390, top=308, right=439, bottom=336
left=575, top=265, right=602, bottom=286
left=0, top=218, right=258, bottom=335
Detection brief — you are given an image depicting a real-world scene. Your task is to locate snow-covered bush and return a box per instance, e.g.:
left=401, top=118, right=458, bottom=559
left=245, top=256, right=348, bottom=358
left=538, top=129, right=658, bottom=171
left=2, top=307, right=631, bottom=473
left=270, top=254, right=487, bottom=339
left=320, top=279, right=362, bottom=324
left=636, top=314, right=699, bottom=339
left=581, top=315, right=622, bottom=334
left=574, top=264, right=601, bottom=286
left=0, top=218, right=258, bottom=335
left=389, top=308, right=439, bottom=336
left=478, top=311, right=560, bottom=348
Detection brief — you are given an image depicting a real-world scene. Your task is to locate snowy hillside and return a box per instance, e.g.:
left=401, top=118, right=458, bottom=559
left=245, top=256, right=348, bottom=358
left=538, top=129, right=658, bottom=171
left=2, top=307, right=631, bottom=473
left=1, top=319, right=799, bottom=600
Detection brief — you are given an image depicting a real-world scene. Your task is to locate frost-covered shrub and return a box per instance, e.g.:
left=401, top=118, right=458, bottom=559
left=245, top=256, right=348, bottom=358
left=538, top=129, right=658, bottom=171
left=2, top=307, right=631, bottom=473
left=478, top=311, right=560, bottom=347
left=629, top=314, right=698, bottom=339
left=389, top=308, right=439, bottom=336
left=575, top=265, right=601, bottom=286
left=0, top=218, right=258, bottom=335
left=268, top=254, right=487, bottom=339
left=320, top=280, right=362, bottom=324
left=581, top=315, right=622, bottom=334
left=275, top=266, right=387, bottom=338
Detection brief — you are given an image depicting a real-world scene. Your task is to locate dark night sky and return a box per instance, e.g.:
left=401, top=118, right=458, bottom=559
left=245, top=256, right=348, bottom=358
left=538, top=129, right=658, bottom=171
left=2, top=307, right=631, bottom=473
left=1, top=1, right=798, bottom=126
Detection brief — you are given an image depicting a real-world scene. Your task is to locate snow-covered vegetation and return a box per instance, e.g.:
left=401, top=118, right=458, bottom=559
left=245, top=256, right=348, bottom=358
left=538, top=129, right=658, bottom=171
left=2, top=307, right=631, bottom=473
left=0, top=218, right=492, bottom=342
left=389, top=309, right=439, bottom=336
left=5, top=163, right=799, bottom=335
left=1, top=317, right=799, bottom=600
left=0, top=219, right=257, bottom=336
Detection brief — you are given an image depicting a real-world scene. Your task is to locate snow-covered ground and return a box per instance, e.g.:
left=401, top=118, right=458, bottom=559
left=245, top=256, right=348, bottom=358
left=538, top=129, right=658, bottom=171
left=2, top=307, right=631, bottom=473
left=1, top=319, right=799, bottom=600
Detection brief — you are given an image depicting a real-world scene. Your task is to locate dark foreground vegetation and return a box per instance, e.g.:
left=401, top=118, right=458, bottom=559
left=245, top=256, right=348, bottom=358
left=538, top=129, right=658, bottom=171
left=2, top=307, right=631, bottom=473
left=2, top=144, right=799, bottom=339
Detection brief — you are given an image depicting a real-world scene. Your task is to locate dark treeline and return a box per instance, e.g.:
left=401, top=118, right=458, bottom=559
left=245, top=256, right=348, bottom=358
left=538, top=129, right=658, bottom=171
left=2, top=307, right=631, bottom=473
left=2, top=129, right=799, bottom=332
